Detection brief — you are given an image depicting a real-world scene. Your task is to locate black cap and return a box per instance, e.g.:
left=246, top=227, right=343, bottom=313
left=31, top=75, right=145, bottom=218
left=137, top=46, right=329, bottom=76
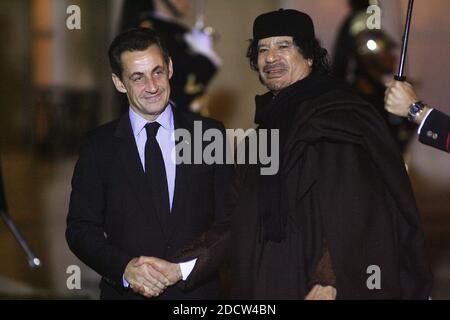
left=253, top=9, right=315, bottom=42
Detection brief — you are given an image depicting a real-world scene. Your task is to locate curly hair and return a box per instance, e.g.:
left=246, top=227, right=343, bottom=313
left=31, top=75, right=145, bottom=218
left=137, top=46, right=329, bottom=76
left=246, top=36, right=331, bottom=75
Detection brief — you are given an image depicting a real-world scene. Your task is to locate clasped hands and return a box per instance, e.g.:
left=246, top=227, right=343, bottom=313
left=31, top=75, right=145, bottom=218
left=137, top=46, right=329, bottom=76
left=124, top=256, right=336, bottom=299
left=124, top=256, right=182, bottom=298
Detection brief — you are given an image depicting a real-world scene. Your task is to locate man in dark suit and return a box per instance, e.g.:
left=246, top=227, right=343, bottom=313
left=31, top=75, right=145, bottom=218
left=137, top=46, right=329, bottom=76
left=66, top=28, right=230, bottom=300
left=385, top=80, right=450, bottom=153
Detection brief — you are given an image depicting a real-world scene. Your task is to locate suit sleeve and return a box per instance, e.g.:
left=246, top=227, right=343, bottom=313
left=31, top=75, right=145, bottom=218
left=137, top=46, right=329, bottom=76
left=66, top=136, right=133, bottom=287
left=418, top=109, right=450, bottom=152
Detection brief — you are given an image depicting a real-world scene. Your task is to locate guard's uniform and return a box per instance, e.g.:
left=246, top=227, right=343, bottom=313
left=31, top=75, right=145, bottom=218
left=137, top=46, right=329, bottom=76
left=141, top=14, right=219, bottom=112
left=419, top=109, right=450, bottom=152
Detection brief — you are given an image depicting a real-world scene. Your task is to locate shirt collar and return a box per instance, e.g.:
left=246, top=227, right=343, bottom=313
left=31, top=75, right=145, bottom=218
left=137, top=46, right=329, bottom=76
left=129, top=103, right=174, bottom=138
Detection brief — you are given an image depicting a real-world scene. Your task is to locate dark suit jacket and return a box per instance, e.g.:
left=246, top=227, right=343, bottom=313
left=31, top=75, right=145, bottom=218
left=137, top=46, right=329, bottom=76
left=66, top=106, right=231, bottom=299
left=419, top=109, right=450, bottom=153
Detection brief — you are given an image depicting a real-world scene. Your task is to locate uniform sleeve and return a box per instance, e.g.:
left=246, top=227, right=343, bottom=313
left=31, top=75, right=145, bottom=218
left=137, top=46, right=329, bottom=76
left=418, top=109, right=450, bottom=152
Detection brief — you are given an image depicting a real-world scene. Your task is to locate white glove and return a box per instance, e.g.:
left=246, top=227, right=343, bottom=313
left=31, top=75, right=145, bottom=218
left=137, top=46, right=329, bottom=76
left=184, top=28, right=221, bottom=67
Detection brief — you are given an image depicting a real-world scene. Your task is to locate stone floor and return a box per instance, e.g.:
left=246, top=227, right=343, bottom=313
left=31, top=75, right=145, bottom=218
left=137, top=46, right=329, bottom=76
left=0, top=147, right=449, bottom=299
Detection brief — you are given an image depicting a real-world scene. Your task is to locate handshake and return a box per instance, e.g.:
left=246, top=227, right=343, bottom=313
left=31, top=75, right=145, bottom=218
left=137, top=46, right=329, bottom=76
left=124, top=256, right=183, bottom=298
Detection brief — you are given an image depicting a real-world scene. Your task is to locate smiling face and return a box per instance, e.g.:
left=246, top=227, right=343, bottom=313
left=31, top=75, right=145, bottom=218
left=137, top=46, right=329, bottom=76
left=257, top=36, right=313, bottom=93
left=112, top=45, right=173, bottom=121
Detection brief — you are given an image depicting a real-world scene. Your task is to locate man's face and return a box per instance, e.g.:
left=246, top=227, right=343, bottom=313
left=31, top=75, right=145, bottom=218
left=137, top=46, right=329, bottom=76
left=257, top=36, right=312, bottom=93
left=112, top=45, right=173, bottom=121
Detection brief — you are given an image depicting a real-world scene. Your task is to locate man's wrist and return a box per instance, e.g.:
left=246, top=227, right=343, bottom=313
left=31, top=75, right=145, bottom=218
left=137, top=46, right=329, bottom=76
left=408, top=101, right=426, bottom=123
left=415, top=106, right=431, bottom=125
left=174, top=263, right=183, bottom=281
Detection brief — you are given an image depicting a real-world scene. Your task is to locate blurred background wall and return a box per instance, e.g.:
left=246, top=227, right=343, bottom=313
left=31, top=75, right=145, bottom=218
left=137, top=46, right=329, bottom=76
left=0, top=0, right=449, bottom=299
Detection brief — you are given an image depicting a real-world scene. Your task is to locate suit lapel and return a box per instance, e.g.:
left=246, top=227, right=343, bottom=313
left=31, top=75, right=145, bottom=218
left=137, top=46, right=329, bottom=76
left=114, top=114, right=169, bottom=239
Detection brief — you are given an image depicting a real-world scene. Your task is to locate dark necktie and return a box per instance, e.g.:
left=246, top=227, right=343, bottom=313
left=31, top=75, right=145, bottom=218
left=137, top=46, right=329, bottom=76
left=145, top=122, right=170, bottom=218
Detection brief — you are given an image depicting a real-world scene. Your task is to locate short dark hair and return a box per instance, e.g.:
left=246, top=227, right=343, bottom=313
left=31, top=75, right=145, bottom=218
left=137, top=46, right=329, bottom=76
left=246, top=36, right=331, bottom=75
left=108, top=27, right=170, bottom=79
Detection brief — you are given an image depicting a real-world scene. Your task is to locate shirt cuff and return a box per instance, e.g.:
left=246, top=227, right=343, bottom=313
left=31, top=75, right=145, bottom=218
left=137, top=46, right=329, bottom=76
left=123, top=275, right=129, bottom=288
left=417, top=108, right=434, bottom=134
left=179, top=259, right=197, bottom=281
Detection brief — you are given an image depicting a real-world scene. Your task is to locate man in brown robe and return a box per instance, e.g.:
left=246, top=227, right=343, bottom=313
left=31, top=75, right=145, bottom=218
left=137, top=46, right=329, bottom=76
left=148, top=9, right=433, bottom=300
